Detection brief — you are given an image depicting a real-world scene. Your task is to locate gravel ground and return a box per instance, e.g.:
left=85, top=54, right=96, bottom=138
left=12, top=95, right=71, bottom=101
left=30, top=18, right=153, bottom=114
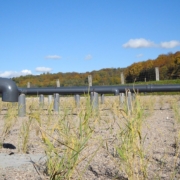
left=0, top=95, right=180, bottom=180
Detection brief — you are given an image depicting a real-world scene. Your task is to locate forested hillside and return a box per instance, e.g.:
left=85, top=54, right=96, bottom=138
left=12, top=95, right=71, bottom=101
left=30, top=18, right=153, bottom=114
left=12, top=51, right=180, bottom=87
left=125, top=51, right=180, bottom=83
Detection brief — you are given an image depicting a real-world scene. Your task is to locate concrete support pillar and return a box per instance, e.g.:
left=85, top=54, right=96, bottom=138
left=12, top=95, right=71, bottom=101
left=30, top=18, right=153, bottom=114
left=131, top=93, right=136, bottom=101
left=18, top=94, right=26, bottom=117
left=39, top=94, right=44, bottom=108
left=48, top=95, right=53, bottom=105
left=120, top=93, right=125, bottom=107
left=74, top=94, right=80, bottom=107
left=54, top=93, right=60, bottom=112
left=90, top=92, right=99, bottom=110
left=127, top=91, right=132, bottom=115
left=101, top=94, right=104, bottom=104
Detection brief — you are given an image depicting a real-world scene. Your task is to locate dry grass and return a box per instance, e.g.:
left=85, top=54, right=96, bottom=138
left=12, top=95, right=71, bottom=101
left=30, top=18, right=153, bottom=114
left=0, top=94, right=180, bottom=179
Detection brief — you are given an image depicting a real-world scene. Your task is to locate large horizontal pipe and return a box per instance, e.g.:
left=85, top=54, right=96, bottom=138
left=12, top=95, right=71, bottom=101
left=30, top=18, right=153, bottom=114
left=1, top=77, right=180, bottom=102
left=18, top=84, right=180, bottom=95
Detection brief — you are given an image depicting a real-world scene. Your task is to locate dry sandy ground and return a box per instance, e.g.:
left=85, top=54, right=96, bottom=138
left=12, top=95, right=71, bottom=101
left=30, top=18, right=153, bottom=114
left=0, top=95, right=180, bottom=180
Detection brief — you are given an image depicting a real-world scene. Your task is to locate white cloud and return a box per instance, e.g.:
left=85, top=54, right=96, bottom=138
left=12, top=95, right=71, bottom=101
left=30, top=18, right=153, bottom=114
left=85, top=54, right=92, bottom=60
left=45, top=55, right=62, bottom=59
left=123, top=38, right=180, bottom=49
left=35, top=67, right=52, bottom=72
left=0, top=69, right=32, bottom=78
left=21, top=69, right=32, bottom=74
left=160, top=40, right=180, bottom=48
left=136, top=54, right=143, bottom=58
left=123, top=38, right=155, bottom=48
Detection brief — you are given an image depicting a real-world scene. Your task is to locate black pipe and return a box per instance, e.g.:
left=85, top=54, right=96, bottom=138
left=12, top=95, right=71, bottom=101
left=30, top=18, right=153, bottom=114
left=1, top=77, right=180, bottom=102
left=0, top=78, right=19, bottom=102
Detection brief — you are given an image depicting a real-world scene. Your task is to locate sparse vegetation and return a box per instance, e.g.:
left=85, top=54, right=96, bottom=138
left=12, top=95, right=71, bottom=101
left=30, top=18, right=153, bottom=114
left=0, top=94, right=180, bottom=179
left=2, top=102, right=18, bottom=140
left=116, top=94, right=148, bottom=179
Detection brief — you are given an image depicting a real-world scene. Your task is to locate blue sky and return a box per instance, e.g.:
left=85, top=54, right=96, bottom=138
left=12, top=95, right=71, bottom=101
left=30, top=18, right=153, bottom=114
left=0, top=0, right=180, bottom=78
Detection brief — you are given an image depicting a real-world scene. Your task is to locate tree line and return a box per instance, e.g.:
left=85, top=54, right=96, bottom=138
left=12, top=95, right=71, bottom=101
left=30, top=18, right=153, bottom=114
left=12, top=51, right=180, bottom=87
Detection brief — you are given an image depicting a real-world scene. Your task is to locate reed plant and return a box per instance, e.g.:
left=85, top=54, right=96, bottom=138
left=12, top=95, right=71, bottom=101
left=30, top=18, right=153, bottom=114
left=17, top=97, right=44, bottom=152
left=170, top=98, right=180, bottom=179
left=116, top=94, right=148, bottom=180
left=19, top=117, right=33, bottom=153
left=2, top=93, right=180, bottom=179
left=33, top=94, right=98, bottom=179
left=2, top=102, right=18, bottom=140
left=171, top=97, right=180, bottom=123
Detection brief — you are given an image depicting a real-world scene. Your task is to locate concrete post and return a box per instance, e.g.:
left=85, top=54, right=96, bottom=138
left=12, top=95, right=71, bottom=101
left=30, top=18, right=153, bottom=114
left=120, top=93, right=125, bottom=107
left=18, top=94, right=26, bottom=117
left=88, top=75, right=92, bottom=87
left=54, top=93, right=60, bottom=112
left=127, top=91, right=132, bottom=115
left=48, top=95, right=53, bottom=105
left=121, top=72, right=125, bottom=84
left=90, top=92, right=99, bottom=110
left=39, top=94, right=44, bottom=108
left=56, top=79, right=60, bottom=87
left=101, top=94, right=104, bottom=104
left=74, top=94, right=80, bottom=107
left=155, top=67, right=159, bottom=81
left=131, top=93, right=136, bottom=101
left=27, top=82, right=30, bottom=88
